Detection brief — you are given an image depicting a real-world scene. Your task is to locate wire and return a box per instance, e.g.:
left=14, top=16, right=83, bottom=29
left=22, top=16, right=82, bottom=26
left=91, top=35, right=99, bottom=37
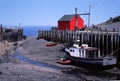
left=109, top=48, right=120, bottom=56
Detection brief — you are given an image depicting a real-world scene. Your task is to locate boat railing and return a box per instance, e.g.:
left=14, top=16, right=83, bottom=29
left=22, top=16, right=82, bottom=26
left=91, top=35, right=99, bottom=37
left=79, top=47, right=101, bottom=59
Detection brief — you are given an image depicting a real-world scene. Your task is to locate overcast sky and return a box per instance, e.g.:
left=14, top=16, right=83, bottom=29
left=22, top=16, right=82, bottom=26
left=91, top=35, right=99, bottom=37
left=0, top=0, right=120, bottom=26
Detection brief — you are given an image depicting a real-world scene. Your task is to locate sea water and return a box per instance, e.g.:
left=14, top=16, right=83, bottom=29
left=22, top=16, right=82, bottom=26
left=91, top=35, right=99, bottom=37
left=23, top=26, right=51, bottom=36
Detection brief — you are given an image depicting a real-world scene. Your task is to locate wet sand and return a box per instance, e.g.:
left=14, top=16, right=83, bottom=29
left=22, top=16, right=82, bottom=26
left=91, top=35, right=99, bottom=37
left=0, top=37, right=120, bottom=81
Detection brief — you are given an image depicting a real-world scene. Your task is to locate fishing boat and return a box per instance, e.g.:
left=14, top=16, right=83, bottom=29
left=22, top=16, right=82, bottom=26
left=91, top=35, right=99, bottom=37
left=64, top=41, right=117, bottom=70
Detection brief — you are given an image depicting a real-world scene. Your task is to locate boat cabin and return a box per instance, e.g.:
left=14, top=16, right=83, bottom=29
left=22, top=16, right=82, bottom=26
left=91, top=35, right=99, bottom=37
left=67, top=44, right=101, bottom=59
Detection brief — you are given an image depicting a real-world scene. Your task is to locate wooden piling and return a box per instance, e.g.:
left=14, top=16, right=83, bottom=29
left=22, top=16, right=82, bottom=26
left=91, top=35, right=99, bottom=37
left=0, top=24, right=3, bottom=41
left=2, top=28, right=23, bottom=42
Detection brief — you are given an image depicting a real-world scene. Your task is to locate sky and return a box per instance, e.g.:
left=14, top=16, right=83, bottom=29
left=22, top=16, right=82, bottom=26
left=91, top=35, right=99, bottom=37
left=0, top=0, right=120, bottom=26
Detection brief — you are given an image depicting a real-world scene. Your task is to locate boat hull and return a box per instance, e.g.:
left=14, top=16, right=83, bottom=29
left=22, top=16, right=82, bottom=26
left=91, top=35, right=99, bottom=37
left=66, top=54, right=116, bottom=70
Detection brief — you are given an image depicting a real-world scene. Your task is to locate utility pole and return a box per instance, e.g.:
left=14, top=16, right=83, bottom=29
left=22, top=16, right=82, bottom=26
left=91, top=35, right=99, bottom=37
left=74, top=7, right=91, bottom=28
left=75, top=7, right=78, bottom=28
left=88, top=5, right=91, bottom=27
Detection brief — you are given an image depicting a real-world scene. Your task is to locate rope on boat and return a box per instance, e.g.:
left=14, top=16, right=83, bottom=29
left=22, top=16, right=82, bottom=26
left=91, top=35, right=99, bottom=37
left=109, top=48, right=120, bottom=56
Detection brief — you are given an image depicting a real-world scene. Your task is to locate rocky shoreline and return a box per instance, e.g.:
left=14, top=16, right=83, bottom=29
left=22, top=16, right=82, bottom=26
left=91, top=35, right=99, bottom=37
left=0, top=41, right=12, bottom=57
left=0, top=37, right=120, bottom=81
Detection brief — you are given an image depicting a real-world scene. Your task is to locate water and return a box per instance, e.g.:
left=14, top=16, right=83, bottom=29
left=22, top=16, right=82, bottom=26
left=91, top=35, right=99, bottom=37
left=23, top=26, right=51, bottom=36
left=13, top=52, right=59, bottom=69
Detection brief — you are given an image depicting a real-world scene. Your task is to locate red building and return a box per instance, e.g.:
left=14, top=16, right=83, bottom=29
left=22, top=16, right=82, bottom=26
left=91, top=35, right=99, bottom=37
left=58, top=15, right=84, bottom=31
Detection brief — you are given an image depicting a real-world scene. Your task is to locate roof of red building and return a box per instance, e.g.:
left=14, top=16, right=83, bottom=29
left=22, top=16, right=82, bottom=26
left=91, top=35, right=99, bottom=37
left=58, top=15, right=77, bottom=21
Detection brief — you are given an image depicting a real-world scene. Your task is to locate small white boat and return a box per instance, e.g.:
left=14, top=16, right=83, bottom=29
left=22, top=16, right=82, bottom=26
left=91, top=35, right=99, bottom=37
left=65, top=43, right=117, bottom=70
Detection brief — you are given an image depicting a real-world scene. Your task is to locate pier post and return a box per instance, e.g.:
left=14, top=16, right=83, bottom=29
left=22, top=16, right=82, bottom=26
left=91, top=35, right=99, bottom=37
left=90, top=30, right=93, bottom=47
left=106, top=29, right=108, bottom=55
left=87, top=30, right=90, bottom=46
left=111, top=30, right=114, bottom=55
left=81, top=32, right=83, bottom=44
left=0, top=24, right=3, bottom=41
left=102, top=32, right=105, bottom=55
left=118, top=28, right=120, bottom=48
left=94, top=32, right=97, bottom=47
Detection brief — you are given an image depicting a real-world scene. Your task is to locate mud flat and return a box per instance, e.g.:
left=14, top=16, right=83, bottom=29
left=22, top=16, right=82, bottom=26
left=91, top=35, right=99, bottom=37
left=0, top=37, right=120, bottom=81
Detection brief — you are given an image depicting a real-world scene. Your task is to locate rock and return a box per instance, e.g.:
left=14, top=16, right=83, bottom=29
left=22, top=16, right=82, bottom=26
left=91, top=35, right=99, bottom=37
left=0, top=41, right=13, bottom=57
left=0, top=71, right=2, bottom=75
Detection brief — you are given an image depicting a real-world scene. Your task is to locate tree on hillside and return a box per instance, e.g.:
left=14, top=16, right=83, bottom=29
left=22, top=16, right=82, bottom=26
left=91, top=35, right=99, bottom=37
left=113, top=16, right=120, bottom=22
left=106, top=17, right=113, bottom=24
left=107, top=16, right=120, bottom=23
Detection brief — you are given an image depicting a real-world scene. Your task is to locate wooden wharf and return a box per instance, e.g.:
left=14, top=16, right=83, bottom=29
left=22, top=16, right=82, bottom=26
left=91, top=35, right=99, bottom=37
left=38, top=28, right=120, bottom=64
left=0, top=25, right=23, bottom=42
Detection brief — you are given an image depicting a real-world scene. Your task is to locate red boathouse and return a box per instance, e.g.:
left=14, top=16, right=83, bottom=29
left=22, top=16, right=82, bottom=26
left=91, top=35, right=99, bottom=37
left=58, top=15, right=84, bottom=31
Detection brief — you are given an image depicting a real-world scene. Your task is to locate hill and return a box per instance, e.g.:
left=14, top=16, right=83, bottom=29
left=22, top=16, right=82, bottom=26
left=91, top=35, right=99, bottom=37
left=106, top=16, right=120, bottom=24
left=96, top=16, right=120, bottom=31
